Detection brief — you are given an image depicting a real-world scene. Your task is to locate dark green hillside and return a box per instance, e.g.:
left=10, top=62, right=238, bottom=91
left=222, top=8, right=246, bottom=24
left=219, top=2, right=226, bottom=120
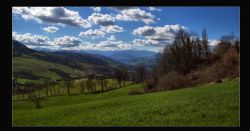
left=13, top=40, right=126, bottom=82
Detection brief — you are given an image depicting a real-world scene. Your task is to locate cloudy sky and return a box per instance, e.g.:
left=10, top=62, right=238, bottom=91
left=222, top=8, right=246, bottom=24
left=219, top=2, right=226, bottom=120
left=12, top=7, right=240, bottom=52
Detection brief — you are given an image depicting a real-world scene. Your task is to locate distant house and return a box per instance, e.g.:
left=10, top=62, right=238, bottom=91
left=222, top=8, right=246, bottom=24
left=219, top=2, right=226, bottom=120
left=85, top=73, right=105, bottom=80
left=95, top=74, right=105, bottom=80
left=85, top=73, right=95, bottom=79
left=62, top=74, right=79, bottom=80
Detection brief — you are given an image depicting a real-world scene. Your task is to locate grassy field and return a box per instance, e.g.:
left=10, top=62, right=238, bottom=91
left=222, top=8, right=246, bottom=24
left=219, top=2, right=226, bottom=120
left=13, top=56, right=84, bottom=84
left=13, top=78, right=239, bottom=126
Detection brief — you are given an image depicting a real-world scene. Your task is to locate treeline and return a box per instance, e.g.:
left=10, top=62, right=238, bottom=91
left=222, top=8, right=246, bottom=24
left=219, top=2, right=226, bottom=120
left=140, top=29, right=240, bottom=92
left=12, top=76, right=125, bottom=101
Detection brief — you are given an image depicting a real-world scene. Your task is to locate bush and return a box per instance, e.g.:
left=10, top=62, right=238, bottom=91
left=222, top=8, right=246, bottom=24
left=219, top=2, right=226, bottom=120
left=222, top=48, right=239, bottom=78
left=128, top=88, right=145, bottom=95
left=222, top=48, right=239, bottom=67
left=156, top=71, right=187, bottom=91
left=31, top=95, right=42, bottom=109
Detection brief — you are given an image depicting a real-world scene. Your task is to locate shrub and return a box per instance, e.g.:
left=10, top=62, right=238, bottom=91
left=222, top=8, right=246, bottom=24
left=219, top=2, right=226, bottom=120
left=31, top=95, right=42, bottom=109
left=128, top=88, right=145, bottom=95
left=156, top=71, right=187, bottom=91
left=222, top=48, right=239, bottom=78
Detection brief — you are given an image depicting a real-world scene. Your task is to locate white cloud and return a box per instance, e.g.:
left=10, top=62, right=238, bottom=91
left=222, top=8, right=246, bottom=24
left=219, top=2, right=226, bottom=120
left=208, top=39, right=220, bottom=46
left=42, top=26, right=59, bottom=33
left=12, top=7, right=91, bottom=28
left=88, top=13, right=115, bottom=26
left=100, top=25, right=124, bottom=33
left=148, top=7, right=161, bottom=12
left=110, top=7, right=135, bottom=11
left=12, top=32, right=53, bottom=46
left=133, top=24, right=188, bottom=46
left=53, top=36, right=82, bottom=47
left=107, top=35, right=116, bottom=41
left=77, top=40, right=134, bottom=51
left=90, top=7, right=101, bottom=12
left=133, top=26, right=156, bottom=36
left=116, top=8, right=155, bottom=24
left=132, top=39, right=148, bottom=45
left=79, top=29, right=105, bottom=39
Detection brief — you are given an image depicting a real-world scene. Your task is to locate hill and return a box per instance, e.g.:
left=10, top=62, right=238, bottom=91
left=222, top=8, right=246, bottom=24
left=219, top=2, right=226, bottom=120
left=13, top=78, right=239, bottom=126
left=13, top=40, right=126, bottom=83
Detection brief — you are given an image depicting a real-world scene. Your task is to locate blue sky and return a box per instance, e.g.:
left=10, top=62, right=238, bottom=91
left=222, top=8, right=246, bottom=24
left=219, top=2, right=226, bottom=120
left=12, top=7, right=240, bottom=52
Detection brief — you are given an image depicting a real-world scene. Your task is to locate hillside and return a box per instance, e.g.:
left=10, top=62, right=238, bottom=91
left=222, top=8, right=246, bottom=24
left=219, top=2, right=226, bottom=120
left=13, top=56, right=84, bottom=84
left=13, top=40, right=126, bottom=82
left=13, top=78, right=239, bottom=126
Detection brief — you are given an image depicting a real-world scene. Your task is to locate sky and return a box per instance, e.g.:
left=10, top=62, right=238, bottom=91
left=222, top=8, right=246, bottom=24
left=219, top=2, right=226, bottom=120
left=12, top=6, right=240, bottom=52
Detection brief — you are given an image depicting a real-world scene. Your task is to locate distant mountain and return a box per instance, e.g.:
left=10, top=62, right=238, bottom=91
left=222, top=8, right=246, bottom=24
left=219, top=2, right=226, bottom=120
left=70, top=50, right=158, bottom=66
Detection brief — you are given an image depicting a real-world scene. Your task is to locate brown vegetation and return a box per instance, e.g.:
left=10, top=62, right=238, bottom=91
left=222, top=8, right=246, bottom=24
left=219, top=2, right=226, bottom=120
left=143, top=30, right=239, bottom=93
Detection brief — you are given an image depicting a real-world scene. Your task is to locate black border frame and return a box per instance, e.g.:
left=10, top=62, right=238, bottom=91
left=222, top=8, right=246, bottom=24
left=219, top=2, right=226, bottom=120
left=1, top=0, right=245, bottom=130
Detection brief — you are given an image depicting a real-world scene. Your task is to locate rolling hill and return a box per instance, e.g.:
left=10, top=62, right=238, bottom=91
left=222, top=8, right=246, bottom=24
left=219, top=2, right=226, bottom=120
left=13, top=40, right=126, bottom=83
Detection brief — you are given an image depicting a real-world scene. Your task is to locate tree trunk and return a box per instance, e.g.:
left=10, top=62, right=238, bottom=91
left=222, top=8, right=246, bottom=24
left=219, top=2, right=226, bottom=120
left=67, top=80, right=70, bottom=96
left=57, top=86, right=60, bottom=96
left=101, top=79, right=104, bottom=92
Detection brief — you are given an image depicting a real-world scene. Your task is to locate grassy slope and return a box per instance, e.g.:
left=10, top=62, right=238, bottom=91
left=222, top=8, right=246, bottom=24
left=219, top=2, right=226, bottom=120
left=13, top=56, right=84, bottom=83
left=13, top=79, right=239, bottom=126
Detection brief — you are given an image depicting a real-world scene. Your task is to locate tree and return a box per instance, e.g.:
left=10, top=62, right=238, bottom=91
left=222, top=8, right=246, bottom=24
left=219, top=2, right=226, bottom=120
left=201, top=28, right=210, bottom=58
left=31, top=95, right=42, bottom=109
left=157, top=29, right=201, bottom=75
left=135, top=64, right=146, bottom=83
left=43, top=79, right=50, bottom=97
left=86, top=79, right=96, bottom=92
left=103, top=79, right=108, bottom=91
left=122, top=68, right=128, bottom=86
left=113, top=68, right=123, bottom=88
left=65, top=78, right=73, bottom=96
left=79, top=80, right=85, bottom=94
left=214, top=32, right=238, bottom=56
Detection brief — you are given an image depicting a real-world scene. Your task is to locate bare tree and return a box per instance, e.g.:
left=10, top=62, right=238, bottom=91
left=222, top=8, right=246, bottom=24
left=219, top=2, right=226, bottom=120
left=79, top=80, right=85, bottom=94
left=65, top=78, right=73, bottom=96
left=122, top=68, right=128, bottom=87
left=201, top=28, right=210, bottom=58
left=135, top=65, right=146, bottom=83
left=113, top=68, right=123, bottom=88
left=31, top=95, right=41, bottom=109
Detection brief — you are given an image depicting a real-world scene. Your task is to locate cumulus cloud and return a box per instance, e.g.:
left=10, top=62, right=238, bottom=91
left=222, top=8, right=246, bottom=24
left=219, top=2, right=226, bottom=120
left=133, top=26, right=156, bottom=36
left=76, top=40, right=134, bottom=51
left=148, top=7, right=161, bottom=12
left=12, top=7, right=91, bottom=28
left=90, top=7, right=101, bottom=12
left=88, top=13, right=115, bottom=26
left=208, top=39, right=220, bottom=46
left=42, top=26, right=59, bottom=33
left=100, top=25, right=124, bottom=33
left=107, top=35, right=116, bottom=41
left=12, top=32, right=53, bottom=46
left=132, top=39, right=148, bottom=45
left=133, top=24, right=188, bottom=46
left=116, top=8, right=155, bottom=24
left=79, top=29, right=105, bottom=39
left=53, top=36, right=82, bottom=47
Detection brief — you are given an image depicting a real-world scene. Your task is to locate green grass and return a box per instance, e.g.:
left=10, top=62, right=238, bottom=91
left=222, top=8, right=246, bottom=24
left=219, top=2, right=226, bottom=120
left=13, top=78, right=239, bottom=126
left=13, top=57, right=84, bottom=83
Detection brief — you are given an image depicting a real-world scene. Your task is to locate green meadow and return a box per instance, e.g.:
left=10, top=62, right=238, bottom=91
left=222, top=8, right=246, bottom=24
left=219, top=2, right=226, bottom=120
left=13, top=78, right=239, bottom=126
